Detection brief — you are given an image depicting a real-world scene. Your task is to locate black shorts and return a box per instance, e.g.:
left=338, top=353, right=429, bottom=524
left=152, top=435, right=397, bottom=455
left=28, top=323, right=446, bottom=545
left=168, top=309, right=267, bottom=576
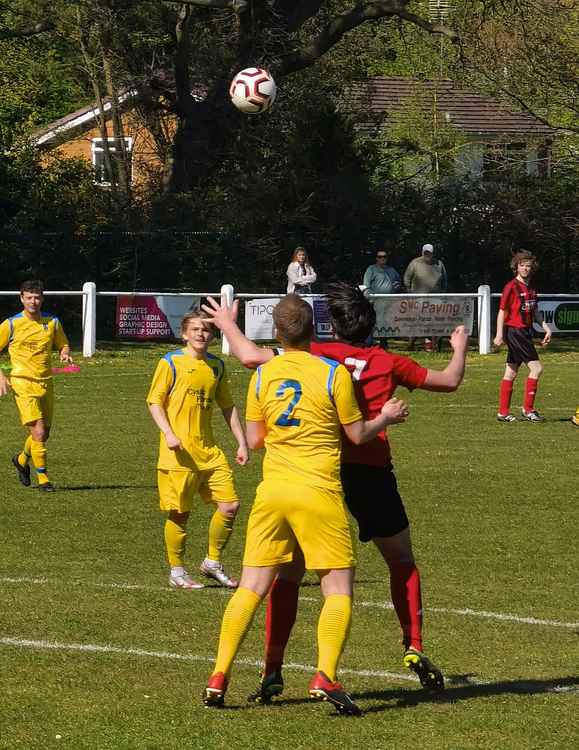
left=505, top=326, right=539, bottom=365
left=340, top=463, right=409, bottom=543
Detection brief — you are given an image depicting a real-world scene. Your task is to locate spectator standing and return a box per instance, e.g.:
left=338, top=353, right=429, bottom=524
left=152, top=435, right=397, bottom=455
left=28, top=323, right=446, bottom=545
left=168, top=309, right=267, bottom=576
left=286, top=247, right=317, bottom=295
left=404, top=244, right=448, bottom=351
left=362, top=248, right=402, bottom=349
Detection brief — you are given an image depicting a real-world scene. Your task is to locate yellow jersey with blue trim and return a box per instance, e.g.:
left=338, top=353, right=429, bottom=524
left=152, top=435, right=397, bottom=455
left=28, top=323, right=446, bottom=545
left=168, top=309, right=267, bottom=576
left=0, top=312, right=69, bottom=381
left=245, top=350, right=362, bottom=492
left=147, top=349, right=235, bottom=471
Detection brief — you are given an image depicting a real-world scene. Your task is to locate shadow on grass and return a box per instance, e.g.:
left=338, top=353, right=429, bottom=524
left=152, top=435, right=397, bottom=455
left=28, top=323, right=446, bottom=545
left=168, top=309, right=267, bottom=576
left=353, top=674, right=579, bottom=713
left=56, top=484, right=156, bottom=491
left=197, top=675, right=579, bottom=714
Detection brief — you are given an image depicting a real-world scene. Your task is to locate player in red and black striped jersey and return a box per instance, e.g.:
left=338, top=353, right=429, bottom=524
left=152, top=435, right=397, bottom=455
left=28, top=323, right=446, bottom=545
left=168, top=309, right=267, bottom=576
left=494, top=250, right=551, bottom=423
left=203, top=285, right=468, bottom=698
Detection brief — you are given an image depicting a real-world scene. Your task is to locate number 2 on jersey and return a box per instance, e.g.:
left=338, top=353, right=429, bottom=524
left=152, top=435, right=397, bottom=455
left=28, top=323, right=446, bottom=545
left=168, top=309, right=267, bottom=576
left=274, top=379, right=302, bottom=427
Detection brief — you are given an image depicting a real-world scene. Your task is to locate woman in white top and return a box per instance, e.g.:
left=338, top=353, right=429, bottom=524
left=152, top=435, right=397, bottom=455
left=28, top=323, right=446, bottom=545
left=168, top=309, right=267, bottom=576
left=286, top=246, right=317, bottom=294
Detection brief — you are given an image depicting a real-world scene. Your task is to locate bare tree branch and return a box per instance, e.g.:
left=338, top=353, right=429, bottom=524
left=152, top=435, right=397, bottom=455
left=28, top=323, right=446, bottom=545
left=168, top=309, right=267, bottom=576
left=277, top=1, right=458, bottom=76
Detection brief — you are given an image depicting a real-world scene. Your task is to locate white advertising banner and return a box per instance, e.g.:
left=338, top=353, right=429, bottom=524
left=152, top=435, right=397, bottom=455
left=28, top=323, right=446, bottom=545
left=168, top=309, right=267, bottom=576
left=533, top=300, right=579, bottom=333
left=244, top=296, right=333, bottom=341
left=373, top=296, right=475, bottom=338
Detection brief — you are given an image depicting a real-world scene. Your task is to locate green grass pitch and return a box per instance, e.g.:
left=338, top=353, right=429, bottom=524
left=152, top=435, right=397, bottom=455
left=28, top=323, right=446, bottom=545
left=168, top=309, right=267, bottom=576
left=0, top=340, right=577, bottom=750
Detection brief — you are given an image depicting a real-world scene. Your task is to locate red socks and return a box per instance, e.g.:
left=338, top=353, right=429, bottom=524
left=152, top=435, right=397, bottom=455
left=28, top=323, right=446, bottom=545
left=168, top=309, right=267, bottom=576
left=499, top=379, right=514, bottom=416
left=263, top=577, right=300, bottom=675
left=524, top=377, right=539, bottom=412
left=389, top=562, right=423, bottom=652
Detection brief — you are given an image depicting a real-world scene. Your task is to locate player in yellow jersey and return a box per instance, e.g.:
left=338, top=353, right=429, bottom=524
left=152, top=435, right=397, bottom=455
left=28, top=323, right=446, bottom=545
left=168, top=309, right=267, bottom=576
left=147, top=310, right=249, bottom=590
left=0, top=280, right=73, bottom=491
left=203, top=295, right=409, bottom=715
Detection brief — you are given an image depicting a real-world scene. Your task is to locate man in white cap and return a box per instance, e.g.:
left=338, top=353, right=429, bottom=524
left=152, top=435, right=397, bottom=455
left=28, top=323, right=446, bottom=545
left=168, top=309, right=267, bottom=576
left=403, top=244, right=448, bottom=351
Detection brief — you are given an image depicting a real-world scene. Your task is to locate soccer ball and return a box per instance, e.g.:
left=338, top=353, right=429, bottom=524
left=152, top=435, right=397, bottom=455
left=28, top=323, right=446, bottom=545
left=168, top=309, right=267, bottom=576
left=229, top=67, right=277, bottom=114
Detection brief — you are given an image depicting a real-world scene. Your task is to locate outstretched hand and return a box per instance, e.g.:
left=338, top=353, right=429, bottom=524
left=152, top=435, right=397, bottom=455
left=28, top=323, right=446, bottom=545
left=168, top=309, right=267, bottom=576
left=201, top=296, right=239, bottom=331
left=380, top=397, right=409, bottom=425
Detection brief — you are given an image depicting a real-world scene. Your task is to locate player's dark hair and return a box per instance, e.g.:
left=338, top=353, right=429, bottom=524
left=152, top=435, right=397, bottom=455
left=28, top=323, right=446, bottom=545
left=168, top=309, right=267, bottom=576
left=273, top=294, right=313, bottom=346
left=325, top=282, right=375, bottom=344
left=181, top=308, right=215, bottom=336
left=510, top=250, right=538, bottom=275
left=20, top=280, right=44, bottom=295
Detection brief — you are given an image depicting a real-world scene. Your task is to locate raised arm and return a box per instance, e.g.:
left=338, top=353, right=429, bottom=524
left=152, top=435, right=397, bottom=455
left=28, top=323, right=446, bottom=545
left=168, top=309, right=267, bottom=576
left=201, top=296, right=274, bottom=368
left=422, top=326, right=468, bottom=392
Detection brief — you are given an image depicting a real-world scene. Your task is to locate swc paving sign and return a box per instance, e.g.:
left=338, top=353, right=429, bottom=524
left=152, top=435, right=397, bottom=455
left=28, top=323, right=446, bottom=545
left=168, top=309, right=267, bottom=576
left=533, top=301, right=579, bottom=333
left=374, top=296, right=474, bottom=337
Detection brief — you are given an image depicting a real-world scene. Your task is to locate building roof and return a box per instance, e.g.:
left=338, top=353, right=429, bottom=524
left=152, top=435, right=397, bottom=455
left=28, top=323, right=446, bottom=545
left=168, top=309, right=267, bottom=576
left=33, top=91, right=138, bottom=147
left=355, top=77, right=555, bottom=137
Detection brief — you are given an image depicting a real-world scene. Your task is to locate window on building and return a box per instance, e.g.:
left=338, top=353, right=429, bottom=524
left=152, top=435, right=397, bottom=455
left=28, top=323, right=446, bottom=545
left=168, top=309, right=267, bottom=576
left=92, top=137, right=133, bottom=186
left=482, top=142, right=527, bottom=180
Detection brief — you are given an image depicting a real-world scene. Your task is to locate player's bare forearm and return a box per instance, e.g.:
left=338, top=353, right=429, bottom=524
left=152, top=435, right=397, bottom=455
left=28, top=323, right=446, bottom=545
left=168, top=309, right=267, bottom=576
left=147, top=403, right=182, bottom=450
left=494, top=309, right=505, bottom=347
left=221, top=405, right=249, bottom=464
left=533, top=309, right=552, bottom=345
left=202, top=296, right=273, bottom=368
left=422, top=326, right=468, bottom=392
left=246, top=420, right=266, bottom=450
left=343, top=398, right=409, bottom=445
left=0, top=371, right=10, bottom=397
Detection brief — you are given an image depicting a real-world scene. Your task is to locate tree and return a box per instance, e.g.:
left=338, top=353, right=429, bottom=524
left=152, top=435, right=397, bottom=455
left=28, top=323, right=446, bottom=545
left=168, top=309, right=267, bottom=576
left=0, top=1, right=458, bottom=193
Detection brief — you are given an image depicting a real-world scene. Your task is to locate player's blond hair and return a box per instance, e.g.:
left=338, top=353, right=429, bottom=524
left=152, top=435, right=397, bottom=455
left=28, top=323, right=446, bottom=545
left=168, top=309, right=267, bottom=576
left=273, top=294, right=313, bottom=346
left=180, top=308, right=215, bottom=336
left=511, top=250, right=538, bottom=274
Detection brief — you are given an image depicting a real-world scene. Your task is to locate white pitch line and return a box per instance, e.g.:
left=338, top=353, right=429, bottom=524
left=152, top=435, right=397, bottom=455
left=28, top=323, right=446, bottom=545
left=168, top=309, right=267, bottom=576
left=2, top=576, right=577, bottom=630
left=3, top=637, right=578, bottom=695
left=0, top=636, right=418, bottom=684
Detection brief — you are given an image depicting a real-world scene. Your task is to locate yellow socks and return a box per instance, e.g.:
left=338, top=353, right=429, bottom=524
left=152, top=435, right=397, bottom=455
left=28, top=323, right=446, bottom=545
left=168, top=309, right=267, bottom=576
left=18, top=436, right=32, bottom=467
left=207, top=510, right=235, bottom=562
left=317, top=594, right=353, bottom=681
left=164, top=516, right=188, bottom=568
left=30, top=439, right=49, bottom=485
left=214, top=587, right=262, bottom=677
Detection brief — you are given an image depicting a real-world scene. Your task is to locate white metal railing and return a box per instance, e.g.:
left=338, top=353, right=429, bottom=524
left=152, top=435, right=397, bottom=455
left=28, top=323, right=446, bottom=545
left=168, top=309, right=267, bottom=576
left=4, top=283, right=578, bottom=358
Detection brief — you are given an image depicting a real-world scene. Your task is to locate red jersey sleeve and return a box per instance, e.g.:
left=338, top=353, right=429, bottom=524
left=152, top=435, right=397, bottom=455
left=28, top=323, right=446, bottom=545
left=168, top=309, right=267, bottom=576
left=499, top=281, right=514, bottom=312
left=390, top=354, right=427, bottom=391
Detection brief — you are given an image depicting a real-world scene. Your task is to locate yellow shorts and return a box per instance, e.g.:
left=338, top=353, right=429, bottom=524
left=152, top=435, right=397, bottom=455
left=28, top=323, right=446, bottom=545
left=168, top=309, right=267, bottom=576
left=157, top=462, right=238, bottom=513
left=11, top=377, right=54, bottom=426
left=242, top=480, right=356, bottom=570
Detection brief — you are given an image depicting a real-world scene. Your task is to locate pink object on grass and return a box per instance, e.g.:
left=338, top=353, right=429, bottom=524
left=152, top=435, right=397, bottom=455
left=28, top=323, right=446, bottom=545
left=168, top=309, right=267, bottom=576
left=52, top=364, right=81, bottom=374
